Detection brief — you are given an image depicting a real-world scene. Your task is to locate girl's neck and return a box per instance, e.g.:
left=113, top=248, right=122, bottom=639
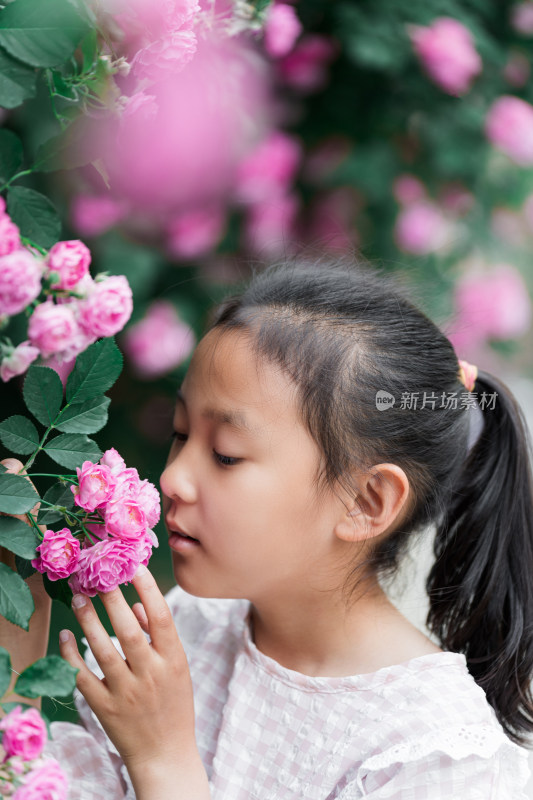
left=249, top=583, right=442, bottom=678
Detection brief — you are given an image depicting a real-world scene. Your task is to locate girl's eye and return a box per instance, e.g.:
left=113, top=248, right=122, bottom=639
left=169, top=432, right=241, bottom=468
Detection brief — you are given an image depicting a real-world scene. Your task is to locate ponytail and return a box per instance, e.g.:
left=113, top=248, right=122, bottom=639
left=426, top=369, right=533, bottom=745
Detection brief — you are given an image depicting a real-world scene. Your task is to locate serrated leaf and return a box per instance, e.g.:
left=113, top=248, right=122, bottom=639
left=43, top=573, right=72, bottom=609
left=0, top=645, right=11, bottom=699
left=15, top=554, right=37, bottom=579
left=0, top=0, right=88, bottom=68
left=0, top=517, right=39, bottom=559
left=14, top=654, right=78, bottom=698
left=0, top=473, right=39, bottom=514
left=37, top=481, right=74, bottom=525
left=7, top=186, right=61, bottom=248
left=1, top=701, right=51, bottom=738
left=43, top=433, right=101, bottom=469
left=56, top=396, right=110, bottom=434
left=0, top=562, right=34, bottom=630
left=0, top=46, right=36, bottom=109
left=0, top=128, right=23, bottom=183
left=0, top=415, right=39, bottom=455
left=66, top=338, right=123, bottom=404
left=23, top=365, right=63, bottom=427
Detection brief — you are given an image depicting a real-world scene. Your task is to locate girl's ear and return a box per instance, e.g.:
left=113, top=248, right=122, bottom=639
left=334, top=464, right=410, bottom=543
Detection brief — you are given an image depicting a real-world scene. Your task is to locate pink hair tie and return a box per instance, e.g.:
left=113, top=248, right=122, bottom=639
left=458, top=359, right=478, bottom=392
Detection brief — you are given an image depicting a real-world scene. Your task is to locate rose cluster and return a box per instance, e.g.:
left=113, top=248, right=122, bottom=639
left=31, top=449, right=160, bottom=596
left=0, top=201, right=133, bottom=382
left=0, top=705, right=68, bottom=800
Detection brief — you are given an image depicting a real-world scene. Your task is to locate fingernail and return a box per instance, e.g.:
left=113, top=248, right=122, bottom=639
left=1, top=459, right=19, bottom=471
left=59, top=629, right=70, bottom=643
left=134, top=564, right=147, bottom=577
left=72, top=594, right=87, bottom=609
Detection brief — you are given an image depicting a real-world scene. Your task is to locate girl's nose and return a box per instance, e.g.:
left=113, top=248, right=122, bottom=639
left=159, top=455, right=198, bottom=505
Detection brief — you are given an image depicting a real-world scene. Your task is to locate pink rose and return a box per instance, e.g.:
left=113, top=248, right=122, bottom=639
left=0, top=341, right=40, bottom=382
left=511, top=1, right=533, bottom=35
left=264, top=3, right=302, bottom=58
left=71, top=195, right=127, bottom=237
left=28, top=301, right=82, bottom=359
left=0, top=706, right=47, bottom=760
left=99, top=448, right=126, bottom=474
left=46, top=240, right=91, bottom=290
left=12, top=759, right=68, bottom=800
left=394, top=201, right=452, bottom=255
left=105, top=498, right=147, bottom=541
left=137, top=480, right=161, bottom=528
left=166, top=206, right=225, bottom=259
left=0, top=250, right=43, bottom=317
left=409, top=17, right=482, bottom=96
left=122, top=301, right=196, bottom=379
left=113, top=0, right=200, bottom=42
left=122, top=92, right=158, bottom=123
left=136, top=530, right=158, bottom=567
left=278, top=35, right=337, bottom=92
left=485, top=95, right=533, bottom=166
left=393, top=174, right=427, bottom=206
left=73, top=461, right=116, bottom=512
left=112, top=467, right=141, bottom=500
left=78, top=275, right=133, bottom=338
left=244, top=193, right=300, bottom=257
left=31, top=528, right=80, bottom=581
left=39, top=355, right=77, bottom=387
left=235, top=131, right=302, bottom=205
left=68, top=538, right=142, bottom=596
left=132, top=30, right=197, bottom=83
left=0, top=213, right=21, bottom=256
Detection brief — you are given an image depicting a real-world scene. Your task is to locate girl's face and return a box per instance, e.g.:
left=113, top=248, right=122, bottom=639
left=160, top=327, right=353, bottom=602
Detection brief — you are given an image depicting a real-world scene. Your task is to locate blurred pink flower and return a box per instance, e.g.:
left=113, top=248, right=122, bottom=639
left=28, top=301, right=82, bottom=359
left=511, top=2, right=533, bottom=35
left=0, top=341, right=39, bottom=382
left=409, top=17, right=482, bottom=96
left=491, top=207, right=527, bottom=247
left=132, top=30, right=197, bottom=82
left=122, top=91, right=158, bottom=121
left=31, top=528, right=81, bottom=581
left=278, top=34, right=337, bottom=92
left=78, top=275, right=133, bottom=338
left=394, top=201, right=452, bottom=254
left=235, top=130, right=302, bottom=204
left=46, top=240, right=91, bottom=290
left=123, top=300, right=196, bottom=378
left=451, top=264, right=532, bottom=349
left=167, top=206, right=225, bottom=259
left=264, top=3, right=302, bottom=58
left=12, top=759, right=68, bottom=800
left=68, top=539, right=141, bottom=596
left=244, top=193, right=300, bottom=257
left=70, top=195, right=127, bottom=237
left=439, top=182, right=474, bottom=216
left=503, top=51, right=530, bottom=87
left=0, top=213, right=21, bottom=256
left=40, top=354, right=76, bottom=385
left=485, top=95, right=533, bottom=166
left=308, top=188, right=360, bottom=252
left=0, top=250, right=43, bottom=317
left=112, top=0, right=200, bottom=44
left=0, top=706, right=47, bottom=761
left=393, top=174, right=427, bottom=206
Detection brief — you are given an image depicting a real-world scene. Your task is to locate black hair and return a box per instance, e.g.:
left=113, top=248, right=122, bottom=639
left=204, top=255, right=533, bottom=746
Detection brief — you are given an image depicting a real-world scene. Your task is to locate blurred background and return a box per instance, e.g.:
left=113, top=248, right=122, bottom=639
left=1, top=0, right=533, bottom=779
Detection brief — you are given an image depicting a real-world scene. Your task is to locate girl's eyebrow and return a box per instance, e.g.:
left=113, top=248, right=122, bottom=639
left=175, top=388, right=258, bottom=435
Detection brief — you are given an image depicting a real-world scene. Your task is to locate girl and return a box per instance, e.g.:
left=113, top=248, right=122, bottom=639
left=2, top=257, right=533, bottom=799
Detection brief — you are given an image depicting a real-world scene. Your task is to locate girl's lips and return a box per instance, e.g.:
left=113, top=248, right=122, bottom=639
left=169, top=532, right=201, bottom=552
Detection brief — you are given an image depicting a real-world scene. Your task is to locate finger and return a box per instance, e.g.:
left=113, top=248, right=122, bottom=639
left=97, top=586, right=151, bottom=672
left=71, top=594, right=128, bottom=690
left=59, top=629, right=109, bottom=711
left=131, top=566, right=180, bottom=655
left=132, top=602, right=149, bottom=635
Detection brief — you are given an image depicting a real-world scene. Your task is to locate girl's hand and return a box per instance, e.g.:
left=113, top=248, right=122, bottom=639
left=59, top=566, right=210, bottom=799
left=0, top=458, right=51, bottom=711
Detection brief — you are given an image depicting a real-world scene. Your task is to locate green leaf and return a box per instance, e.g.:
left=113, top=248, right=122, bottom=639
left=0, top=0, right=89, bottom=68
left=0, top=517, right=39, bottom=559
left=0, top=46, right=36, bottom=109
left=0, top=473, right=39, bottom=514
left=0, top=415, right=39, bottom=455
left=43, top=433, right=101, bottom=469
left=80, top=28, right=97, bottom=72
left=35, top=114, right=98, bottom=172
left=23, top=365, right=63, bottom=427
left=37, top=481, right=74, bottom=525
left=66, top=338, right=123, bottom=405
left=15, top=555, right=36, bottom=579
left=7, top=186, right=61, bottom=248
left=0, top=562, right=34, bottom=630
left=14, top=654, right=78, bottom=698
left=1, top=702, right=51, bottom=738
left=43, top=572, right=72, bottom=609
left=0, top=128, right=23, bottom=183
left=0, top=645, right=11, bottom=699
left=56, top=396, right=110, bottom=434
